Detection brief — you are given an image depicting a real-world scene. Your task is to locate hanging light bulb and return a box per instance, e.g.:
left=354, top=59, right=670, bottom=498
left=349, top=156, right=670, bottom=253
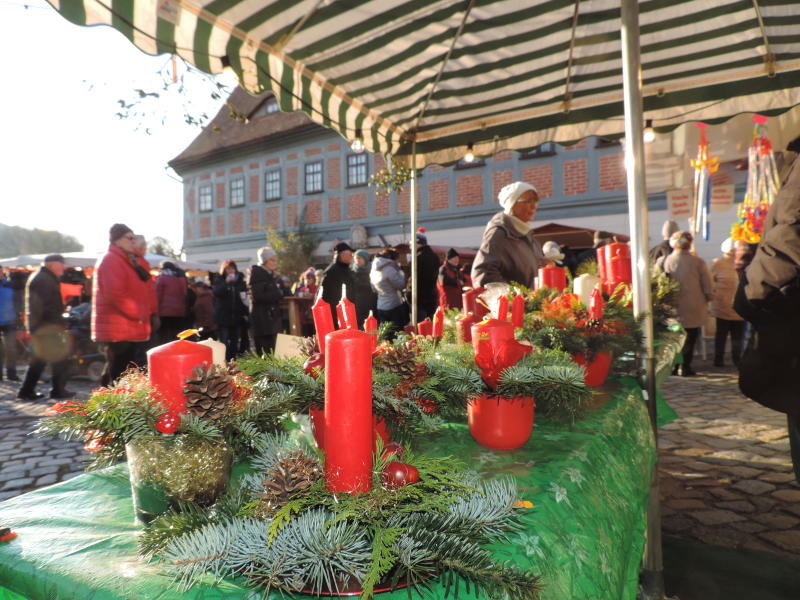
left=643, top=119, right=656, bottom=144
left=464, top=142, right=475, bottom=163
left=218, top=55, right=239, bottom=89
left=351, top=128, right=365, bottom=153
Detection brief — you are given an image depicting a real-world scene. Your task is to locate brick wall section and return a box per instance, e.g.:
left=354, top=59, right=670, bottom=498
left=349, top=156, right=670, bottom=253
left=493, top=150, right=513, bottom=162
left=230, top=212, right=244, bottom=234
left=286, top=153, right=298, bottom=161
left=215, top=170, right=226, bottom=177
left=305, top=198, right=322, bottom=224
left=563, top=159, right=588, bottom=196
left=185, top=222, right=193, bottom=241
left=427, top=164, right=445, bottom=172
left=428, top=179, right=449, bottom=210
left=456, top=174, right=483, bottom=207
left=287, top=203, right=298, bottom=227
left=328, top=196, right=341, bottom=222
left=215, top=182, right=225, bottom=208
left=265, top=157, right=279, bottom=166
left=249, top=162, right=259, bottom=170
left=328, top=157, right=341, bottom=190
left=249, top=174, right=260, bottom=203
left=327, top=142, right=341, bottom=152
left=199, top=173, right=211, bottom=181
left=522, top=164, right=553, bottom=198
left=599, top=154, right=626, bottom=191
left=564, top=139, right=588, bottom=151
left=215, top=215, right=225, bottom=236
left=492, top=169, right=513, bottom=202
left=375, top=192, right=390, bottom=216
left=348, top=193, right=367, bottom=220
left=230, top=166, right=243, bottom=174
left=186, top=189, right=195, bottom=213
left=304, top=147, right=322, bottom=157
left=265, top=205, right=281, bottom=228
left=373, top=155, right=385, bottom=171
left=397, top=185, right=410, bottom=214
left=286, top=166, right=298, bottom=196
left=199, top=217, right=211, bottom=238
left=249, top=209, right=260, bottom=231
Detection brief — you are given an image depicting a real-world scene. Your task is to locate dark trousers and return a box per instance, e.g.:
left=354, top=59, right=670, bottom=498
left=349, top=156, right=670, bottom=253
left=19, top=357, right=70, bottom=397
left=714, top=318, right=745, bottom=366
left=158, top=316, right=186, bottom=346
left=0, top=324, right=17, bottom=378
left=377, top=305, right=409, bottom=341
left=101, top=341, right=139, bottom=386
left=218, top=326, right=241, bottom=361
left=681, top=327, right=701, bottom=370
left=253, top=334, right=277, bottom=356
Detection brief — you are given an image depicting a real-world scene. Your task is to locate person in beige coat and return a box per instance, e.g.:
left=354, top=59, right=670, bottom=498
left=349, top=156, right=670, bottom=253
left=661, top=230, right=713, bottom=376
left=710, top=237, right=744, bottom=367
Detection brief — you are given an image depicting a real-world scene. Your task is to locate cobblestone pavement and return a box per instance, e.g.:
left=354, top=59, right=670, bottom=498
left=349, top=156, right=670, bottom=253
left=659, top=357, right=800, bottom=559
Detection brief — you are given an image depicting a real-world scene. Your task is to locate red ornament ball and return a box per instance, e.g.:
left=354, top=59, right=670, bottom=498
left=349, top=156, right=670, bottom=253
left=381, top=461, right=420, bottom=490
left=381, top=442, right=404, bottom=460
left=155, top=413, right=181, bottom=435
left=303, top=353, right=325, bottom=379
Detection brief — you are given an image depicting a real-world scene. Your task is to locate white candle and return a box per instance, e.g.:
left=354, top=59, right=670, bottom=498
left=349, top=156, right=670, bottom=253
left=197, top=338, right=226, bottom=367
left=341, top=283, right=347, bottom=300
left=573, top=274, right=600, bottom=308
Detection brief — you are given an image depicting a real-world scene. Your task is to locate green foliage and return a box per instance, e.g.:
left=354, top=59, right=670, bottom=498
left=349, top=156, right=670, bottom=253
left=369, top=158, right=414, bottom=194
left=362, top=526, right=403, bottom=598
left=147, top=236, right=181, bottom=259
left=265, top=206, right=322, bottom=282
left=0, top=222, right=82, bottom=257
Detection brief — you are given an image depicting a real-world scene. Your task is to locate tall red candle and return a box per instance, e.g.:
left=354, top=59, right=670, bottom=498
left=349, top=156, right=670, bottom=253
left=417, top=318, right=433, bottom=336
left=338, top=297, right=358, bottom=330
left=364, top=311, right=378, bottom=333
left=312, top=298, right=335, bottom=354
left=511, top=294, right=525, bottom=329
left=324, top=329, right=373, bottom=494
left=147, top=340, right=213, bottom=415
left=336, top=303, right=347, bottom=330
left=538, top=265, right=567, bottom=290
left=588, top=288, right=604, bottom=320
left=597, top=245, right=609, bottom=283
left=497, top=296, right=509, bottom=321
left=432, top=306, right=445, bottom=338
left=606, top=242, right=632, bottom=283
left=456, top=313, right=479, bottom=343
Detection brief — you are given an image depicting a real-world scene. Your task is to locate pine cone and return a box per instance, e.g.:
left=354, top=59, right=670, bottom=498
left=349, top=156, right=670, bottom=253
left=376, top=344, right=419, bottom=378
left=585, top=318, right=603, bottom=331
left=296, top=336, right=318, bottom=358
left=258, top=452, right=321, bottom=517
left=183, top=364, right=234, bottom=420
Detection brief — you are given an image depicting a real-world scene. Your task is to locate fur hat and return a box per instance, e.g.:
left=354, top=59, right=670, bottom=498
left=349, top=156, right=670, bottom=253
left=333, top=241, right=354, bottom=254
left=720, top=237, right=734, bottom=254
left=498, top=182, right=538, bottom=214
left=43, top=254, right=65, bottom=264
left=669, top=230, right=693, bottom=250
left=109, top=223, right=133, bottom=242
left=542, top=241, right=565, bottom=262
left=257, top=246, right=277, bottom=264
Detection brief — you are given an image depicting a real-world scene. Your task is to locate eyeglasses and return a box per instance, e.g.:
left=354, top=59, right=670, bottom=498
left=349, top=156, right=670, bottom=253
left=124, top=235, right=136, bottom=241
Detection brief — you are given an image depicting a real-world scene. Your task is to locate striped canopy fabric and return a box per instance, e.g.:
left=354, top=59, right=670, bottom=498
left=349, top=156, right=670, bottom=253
left=48, top=0, right=800, bottom=167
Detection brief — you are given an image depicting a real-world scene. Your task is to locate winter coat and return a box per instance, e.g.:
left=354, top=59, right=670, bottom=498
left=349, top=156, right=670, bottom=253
left=25, top=267, right=64, bottom=334
left=414, top=245, right=441, bottom=308
left=192, top=286, right=216, bottom=332
left=352, top=266, right=377, bottom=327
left=661, top=250, right=713, bottom=329
left=156, top=269, right=188, bottom=318
left=213, top=272, right=247, bottom=328
left=248, top=265, right=283, bottom=336
left=92, top=244, right=154, bottom=342
left=0, top=281, right=14, bottom=327
left=709, top=255, right=742, bottom=321
left=471, top=212, right=544, bottom=288
left=437, top=261, right=465, bottom=309
left=321, top=261, right=355, bottom=327
left=649, top=240, right=672, bottom=264
left=371, top=257, right=406, bottom=311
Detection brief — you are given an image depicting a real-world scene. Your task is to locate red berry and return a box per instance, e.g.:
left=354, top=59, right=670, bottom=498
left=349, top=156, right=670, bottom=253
left=381, top=442, right=404, bottom=460
left=381, top=461, right=419, bottom=489
left=303, top=353, right=325, bottom=378
left=155, top=413, right=180, bottom=434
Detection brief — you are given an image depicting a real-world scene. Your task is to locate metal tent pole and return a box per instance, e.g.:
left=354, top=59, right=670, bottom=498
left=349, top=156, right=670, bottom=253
left=410, top=141, right=418, bottom=326
left=620, top=1, right=665, bottom=598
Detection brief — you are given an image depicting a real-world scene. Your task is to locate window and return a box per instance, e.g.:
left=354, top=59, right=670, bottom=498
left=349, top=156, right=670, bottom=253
left=199, top=185, right=213, bottom=212
left=265, top=97, right=279, bottom=114
left=304, top=161, right=323, bottom=194
left=265, top=170, right=281, bottom=201
left=230, top=177, right=245, bottom=207
left=346, top=154, right=368, bottom=187
left=519, top=142, right=557, bottom=159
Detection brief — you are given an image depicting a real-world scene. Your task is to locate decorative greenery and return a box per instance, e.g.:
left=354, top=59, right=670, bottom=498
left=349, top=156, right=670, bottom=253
left=265, top=206, right=323, bottom=282
left=368, top=158, right=414, bottom=194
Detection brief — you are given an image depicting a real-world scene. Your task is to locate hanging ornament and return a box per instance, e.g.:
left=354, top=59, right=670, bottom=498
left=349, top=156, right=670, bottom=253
left=731, top=115, right=780, bottom=244
left=690, top=122, right=719, bottom=242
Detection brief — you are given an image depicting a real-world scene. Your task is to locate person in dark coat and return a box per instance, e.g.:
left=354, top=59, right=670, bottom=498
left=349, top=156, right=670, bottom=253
left=437, top=248, right=466, bottom=309
left=412, top=230, right=441, bottom=321
left=248, top=246, right=283, bottom=355
left=321, top=242, right=355, bottom=328
left=576, top=230, right=613, bottom=272
left=213, top=259, right=247, bottom=360
left=0, top=270, right=19, bottom=381
left=17, top=255, right=73, bottom=400
left=649, top=220, right=679, bottom=263
left=352, top=249, right=377, bottom=329
left=735, top=148, right=800, bottom=481
left=155, top=261, right=188, bottom=345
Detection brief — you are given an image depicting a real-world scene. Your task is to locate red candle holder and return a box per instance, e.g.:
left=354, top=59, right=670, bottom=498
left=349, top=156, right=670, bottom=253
left=468, top=394, right=534, bottom=450
left=147, top=340, right=213, bottom=415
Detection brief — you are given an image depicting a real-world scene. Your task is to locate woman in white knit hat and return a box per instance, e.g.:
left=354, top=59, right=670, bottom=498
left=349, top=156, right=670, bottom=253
left=471, top=181, right=545, bottom=289
left=710, top=237, right=744, bottom=367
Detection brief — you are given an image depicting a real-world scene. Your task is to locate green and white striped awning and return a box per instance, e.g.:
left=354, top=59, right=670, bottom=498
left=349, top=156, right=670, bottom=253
left=47, top=0, right=800, bottom=167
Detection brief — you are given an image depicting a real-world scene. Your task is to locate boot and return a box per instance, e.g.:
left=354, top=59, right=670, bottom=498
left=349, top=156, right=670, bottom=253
left=6, top=367, right=19, bottom=382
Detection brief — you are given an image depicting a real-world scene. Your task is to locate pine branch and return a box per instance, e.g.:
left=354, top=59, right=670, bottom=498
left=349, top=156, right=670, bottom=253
left=361, top=526, right=403, bottom=599
left=179, top=414, right=223, bottom=441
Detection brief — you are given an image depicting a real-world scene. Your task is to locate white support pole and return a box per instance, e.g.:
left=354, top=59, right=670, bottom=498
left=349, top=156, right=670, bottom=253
left=620, top=0, right=664, bottom=598
left=410, top=142, right=418, bottom=325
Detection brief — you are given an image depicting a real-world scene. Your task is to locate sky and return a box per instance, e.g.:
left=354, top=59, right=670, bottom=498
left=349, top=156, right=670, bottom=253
left=0, top=0, right=227, bottom=256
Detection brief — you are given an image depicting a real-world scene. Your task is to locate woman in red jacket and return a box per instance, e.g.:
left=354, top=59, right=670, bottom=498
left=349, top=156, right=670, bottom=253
left=92, top=223, right=155, bottom=385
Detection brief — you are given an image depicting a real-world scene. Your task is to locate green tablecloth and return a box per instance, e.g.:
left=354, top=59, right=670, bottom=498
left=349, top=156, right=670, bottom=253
left=0, top=377, right=656, bottom=600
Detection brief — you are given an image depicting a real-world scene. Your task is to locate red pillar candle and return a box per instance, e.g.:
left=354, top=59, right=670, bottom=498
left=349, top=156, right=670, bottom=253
left=417, top=318, right=433, bottom=336
left=364, top=311, right=378, bottom=333
left=147, top=340, right=213, bottom=415
left=456, top=313, right=479, bottom=343
left=432, top=306, right=445, bottom=338
left=462, top=287, right=487, bottom=318
left=538, top=265, right=567, bottom=290
left=497, top=296, right=509, bottom=321
left=511, top=294, right=525, bottom=329
left=336, top=303, right=347, bottom=330
left=597, top=244, right=609, bottom=284
left=324, top=329, right=373, bottom=494
left=588, top=288, right=604, bottom=320
left=606, top=242, right=632, bottom=284
left=312, top=298, right=335, bottom=354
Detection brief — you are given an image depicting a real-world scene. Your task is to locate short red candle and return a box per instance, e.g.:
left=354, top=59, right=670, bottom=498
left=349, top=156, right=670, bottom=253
left=456, top=313, right=479, bottom=343
left=497, top=296, right=509, bottom=321
left=606, top=242, right=632, bottom=284
left=324, top=329, right=373, bottom=494
left=364, top=311, right=378, bottom=333
left=462, top=287, right=487, bottom=318
left=312, top=298, right=335, bottom=354
left=588, top=288, right=604, bottom=320
left=417, top=318, right=433, bottom=336
left=511, top=294, right=525, bottom=328
left=538, top=265, right=567, bottom=291
left=147, top=340, right=213, bottom=415
left=432, top=306, right=445, bottom=338
left=339, top=297, right=358, bottom=330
